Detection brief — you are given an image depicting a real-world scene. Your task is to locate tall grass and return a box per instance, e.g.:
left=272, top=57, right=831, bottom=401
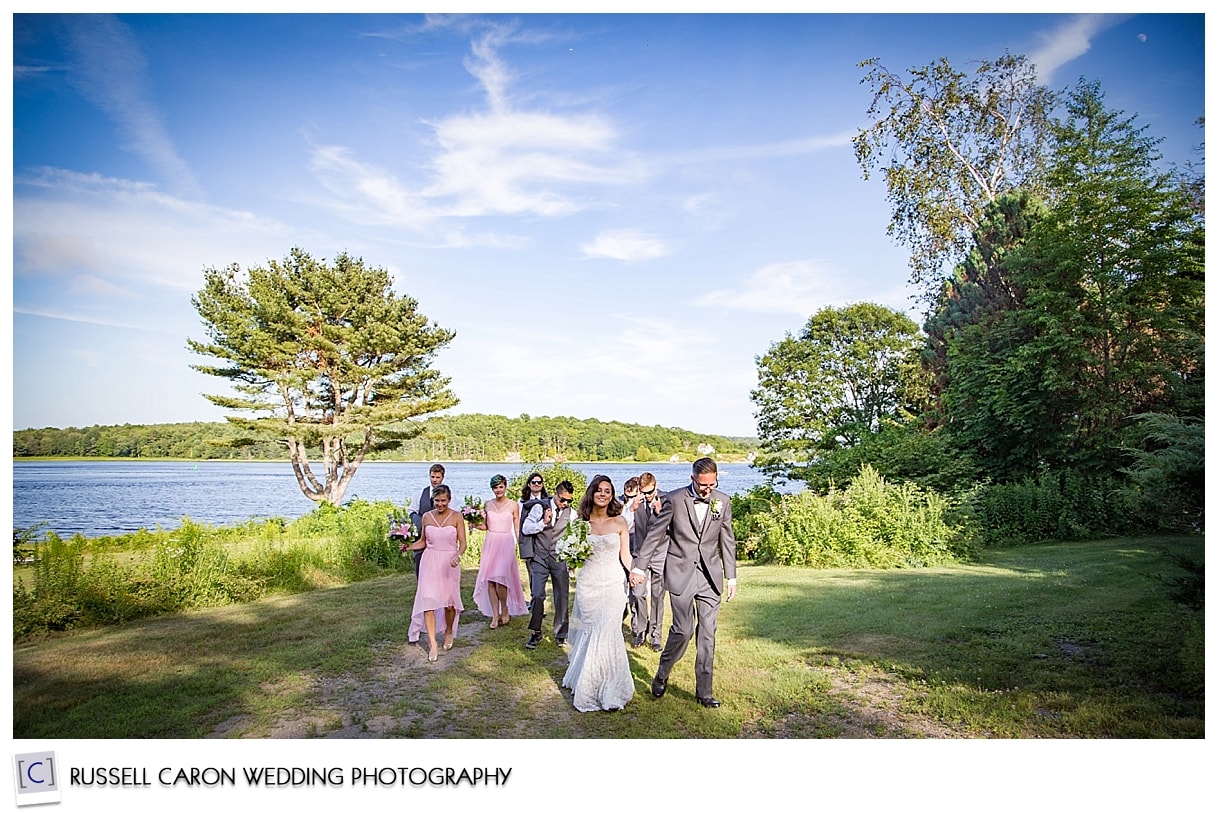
left=12, top=499, right=461, bottom=639
left=751, top=466, right=970, bottom=567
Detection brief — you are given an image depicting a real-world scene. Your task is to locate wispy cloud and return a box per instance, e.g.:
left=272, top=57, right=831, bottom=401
left=697, top=260, right=851, bottom=316
left=59, top=15, right=204, bottom=199
left=1028, top=14, right=1132, bottom=84
left=581, top=229, right=671, bottom=261
left=14, top=168, right=295, bottom=292
left=665, top=130, right=856, bottom=166
left=306, top=22, right=646, bottom=229
left=14, top=306, right=171, bottom=334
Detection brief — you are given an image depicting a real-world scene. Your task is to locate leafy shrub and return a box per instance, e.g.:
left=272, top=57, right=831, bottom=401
left=730, top=483, right=784, bottom=560
left=960, top=469, right=1137, bottom=547
left=752, top=465, right=969, bottom=568
left=801, top=423, right=982, bottom=495
left=1119, top=413, right=1204, bottom=532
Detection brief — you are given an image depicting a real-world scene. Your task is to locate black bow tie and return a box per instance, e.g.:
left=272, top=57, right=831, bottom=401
left=693, top=496, right=711, bottom=504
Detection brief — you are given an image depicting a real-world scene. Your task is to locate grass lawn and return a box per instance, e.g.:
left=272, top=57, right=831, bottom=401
left=12, top=535, right=1202, bottom=738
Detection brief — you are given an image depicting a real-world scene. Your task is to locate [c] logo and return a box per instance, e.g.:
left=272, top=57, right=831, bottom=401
left=12, top=752, right=61, bottom=806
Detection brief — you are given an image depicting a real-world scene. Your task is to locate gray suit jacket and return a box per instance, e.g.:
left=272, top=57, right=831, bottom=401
left=634, top=486, right=737, bottom=596
left=630, top=496, right=665, bottom=563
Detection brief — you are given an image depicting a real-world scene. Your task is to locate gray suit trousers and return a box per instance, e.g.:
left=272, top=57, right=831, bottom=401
left=629, top=561, right=666, bottom=644
left=527, top=555, right=570, bottom=640
left=656, top=561, right=720, bottom=699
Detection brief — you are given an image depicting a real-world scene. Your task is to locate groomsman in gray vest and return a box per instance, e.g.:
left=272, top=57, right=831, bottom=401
left=525, top=481, right=577, bottom=650
left=408, top=463, right=445, bottom=577
left=631, top=458, right=737, bottom=708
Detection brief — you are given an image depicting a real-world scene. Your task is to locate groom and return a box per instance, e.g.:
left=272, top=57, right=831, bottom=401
left=631, top=457, right=737, bottom=708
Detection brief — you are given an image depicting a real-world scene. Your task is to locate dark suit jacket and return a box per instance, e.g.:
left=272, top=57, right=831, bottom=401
left=633, top=486, right=737, bottom=596
left=410, top=486, right=436, bottom=535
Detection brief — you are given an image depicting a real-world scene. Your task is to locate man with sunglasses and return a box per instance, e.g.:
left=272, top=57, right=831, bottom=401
left=525, top=480, right=577, bottom=650
left=628, top=472, right=666, bottom=650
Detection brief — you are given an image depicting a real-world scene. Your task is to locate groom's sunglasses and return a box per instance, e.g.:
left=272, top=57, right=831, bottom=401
left=556, top=497, right=572, bottom=505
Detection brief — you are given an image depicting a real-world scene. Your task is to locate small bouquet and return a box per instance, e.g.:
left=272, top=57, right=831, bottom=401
left=555, top=518, right=593, bottom=569
left=389, top=514, right=420, bottom=553
left=460, top=495, right=485, bottom=525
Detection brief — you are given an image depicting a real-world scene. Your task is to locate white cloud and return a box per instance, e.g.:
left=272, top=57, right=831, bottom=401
left=14, top=168, right=296, bottom=294
left=1028, top=14, right=1132, bottom=84
left=697, top=260, right=850, bottom=316
left=59, top=14, right=204, bottom=199
left=666, top=130, right=856, bottom=166
left=304, top=25, right=647, bottom=228
left=581, top=229, right=671, bottom=262
left=699, top=259, right=917, bottom=320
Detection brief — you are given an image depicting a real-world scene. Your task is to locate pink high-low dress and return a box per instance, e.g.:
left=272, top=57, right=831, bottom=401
left=408, top=518, right=465, bottom=643
left=472, top=503, right=528, bottom=618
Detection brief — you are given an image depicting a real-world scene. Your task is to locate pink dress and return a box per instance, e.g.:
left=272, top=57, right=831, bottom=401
left=472, top=503, right=528, bottom=618
left=408, top=516, right=465, bottom=643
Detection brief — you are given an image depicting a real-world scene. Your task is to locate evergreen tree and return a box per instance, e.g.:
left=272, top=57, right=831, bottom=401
left=189, top=248, right=458, bottom=504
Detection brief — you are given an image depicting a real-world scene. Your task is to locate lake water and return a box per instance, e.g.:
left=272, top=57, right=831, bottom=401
left=11, top=460, right=783, bottom=538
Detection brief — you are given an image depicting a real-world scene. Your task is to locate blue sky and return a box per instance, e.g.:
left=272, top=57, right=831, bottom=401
left=8, top=12, right=1206, bottom=437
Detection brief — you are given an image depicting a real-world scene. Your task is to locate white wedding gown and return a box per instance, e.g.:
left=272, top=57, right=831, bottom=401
left=561, top=532, right=635, bottom=712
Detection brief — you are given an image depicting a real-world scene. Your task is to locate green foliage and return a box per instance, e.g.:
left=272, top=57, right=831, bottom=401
left=14, top=415, right=756, bottom=463
left=854, top=52, right=1056, bottom=297
left=959, top=469, right=1136, bottom=547
left=729, top=483, right=784, bottom=560
left=13, top=500, right=414, bottom=640
left=751, top=466, right=969, bottom=568
left=922, top=82, right=1203, bottom=483
left=13, top=524, right=43, bottom=564
left=752, top=303, right=924, bottom=481
left=799, top=422, right=980, bottom=495
left=1119, top=413, right=1204, bottom=532
left=189, top=248, right=458, bottom=504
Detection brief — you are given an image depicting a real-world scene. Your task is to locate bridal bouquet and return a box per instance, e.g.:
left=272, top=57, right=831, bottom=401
left=460, top=496, right=485, bottom=525
left=388, top=514, right=420, bottom=553
left=556, top=518, right=593, bottom=569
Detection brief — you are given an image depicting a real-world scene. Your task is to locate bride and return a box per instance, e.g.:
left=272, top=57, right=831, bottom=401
left=561, top=474, right=636, bottom=712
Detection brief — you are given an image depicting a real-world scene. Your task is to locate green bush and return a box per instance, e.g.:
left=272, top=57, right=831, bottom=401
left=800, top=423, right=982, bottom=495
left=730, top=483, right=784, bottom=560
left=1119, top=413, right=1204, bottom=532
left=752, top=465, right=969, bottom=568
left=960, top=469, right=1136, bottom=547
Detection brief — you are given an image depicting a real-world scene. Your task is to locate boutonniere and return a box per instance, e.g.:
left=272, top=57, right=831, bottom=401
left=710, top=499, right=723, bottom=519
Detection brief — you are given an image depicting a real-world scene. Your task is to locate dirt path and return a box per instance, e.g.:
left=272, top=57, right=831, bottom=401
left=211, top=620, right=971, bottom=739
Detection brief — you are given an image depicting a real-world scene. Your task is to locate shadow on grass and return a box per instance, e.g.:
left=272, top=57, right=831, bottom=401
left=13, top=536, right=1204, bottom=738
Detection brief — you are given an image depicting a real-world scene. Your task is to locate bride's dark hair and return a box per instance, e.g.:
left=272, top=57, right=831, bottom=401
left=578, top=474, right=623, bottom=520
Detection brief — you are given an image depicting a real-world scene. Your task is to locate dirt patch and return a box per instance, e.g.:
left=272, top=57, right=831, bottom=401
left=213, top=626, right=970, bottom=739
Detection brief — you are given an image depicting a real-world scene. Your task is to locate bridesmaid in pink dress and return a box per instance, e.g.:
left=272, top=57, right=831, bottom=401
left=403, top=485, right=466, bottom=662
left=472, top=474, right=529, bottom=628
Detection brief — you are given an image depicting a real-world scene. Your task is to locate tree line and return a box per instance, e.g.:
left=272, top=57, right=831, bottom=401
left=13, top=414, right=756, bottom=463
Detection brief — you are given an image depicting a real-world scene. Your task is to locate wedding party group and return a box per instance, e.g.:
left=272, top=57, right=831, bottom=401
left=395, top=458, right=738, bottom=713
